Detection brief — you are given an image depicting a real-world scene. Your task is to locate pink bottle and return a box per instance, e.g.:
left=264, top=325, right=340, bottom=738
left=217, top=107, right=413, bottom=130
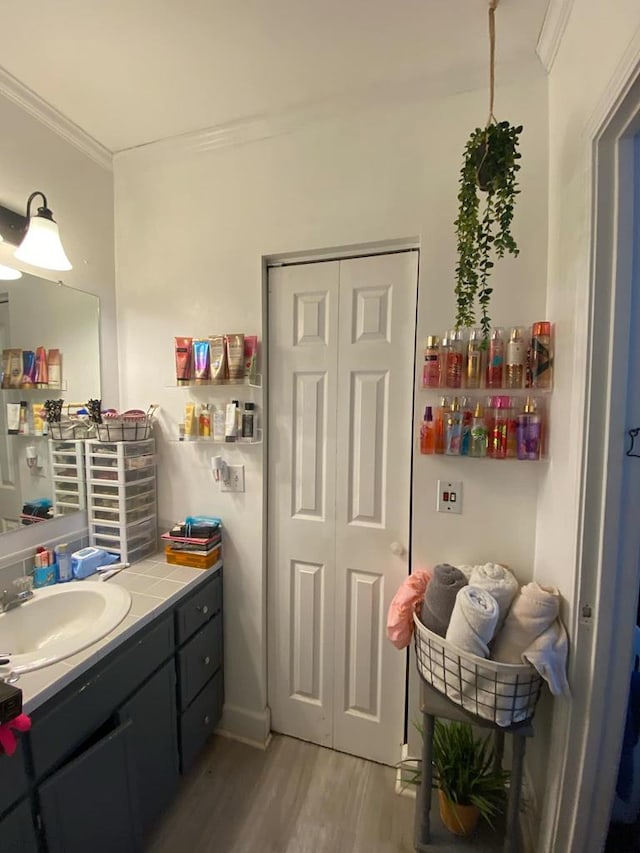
left=488, top=395, right=509, bottom=459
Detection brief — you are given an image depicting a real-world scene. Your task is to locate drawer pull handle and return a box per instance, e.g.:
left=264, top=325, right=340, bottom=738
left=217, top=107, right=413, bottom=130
left=197, top=604, right=209, bottom=615
left=204, top=715, right=211, bottom=725
left=203, top=656, right=211, bottom=666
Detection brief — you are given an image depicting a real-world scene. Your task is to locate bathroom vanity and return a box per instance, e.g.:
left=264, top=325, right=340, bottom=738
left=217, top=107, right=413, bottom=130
left=0, top=562, right=223, bottom=853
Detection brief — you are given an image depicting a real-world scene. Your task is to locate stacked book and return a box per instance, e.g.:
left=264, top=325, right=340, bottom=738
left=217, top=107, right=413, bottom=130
left=161, top=519, right=222, bottom=569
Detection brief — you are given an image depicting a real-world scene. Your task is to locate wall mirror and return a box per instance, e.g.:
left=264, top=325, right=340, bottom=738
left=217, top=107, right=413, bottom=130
left=0, top=272, right=100, bottom=534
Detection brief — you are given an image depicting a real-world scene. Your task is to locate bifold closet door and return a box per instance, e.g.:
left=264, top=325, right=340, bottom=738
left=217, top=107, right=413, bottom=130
left=268, top=261, right=339, bottom=747
left=269, top=251, right=417, bottom=765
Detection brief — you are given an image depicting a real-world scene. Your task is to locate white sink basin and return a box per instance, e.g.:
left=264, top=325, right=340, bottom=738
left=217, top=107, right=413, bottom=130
left=0, top=581, right=131, bottom=673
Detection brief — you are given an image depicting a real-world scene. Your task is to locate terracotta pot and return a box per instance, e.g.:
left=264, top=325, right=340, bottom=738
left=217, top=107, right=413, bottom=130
left=438, top=789, right=480, bottom=837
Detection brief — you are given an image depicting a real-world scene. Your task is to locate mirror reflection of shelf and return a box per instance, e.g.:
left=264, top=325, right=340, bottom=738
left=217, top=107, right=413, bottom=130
left=1, top=381, right=68, bottom=393
left=166, top=375, right=263, bottom=390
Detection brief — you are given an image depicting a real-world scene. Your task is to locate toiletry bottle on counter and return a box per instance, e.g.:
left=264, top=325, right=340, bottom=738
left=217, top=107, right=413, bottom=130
left=469, top=403, right=488, bottom=457
left=419, top=406, right=434, bottom=455
left=422, top=337, right=440, bottom=388
left=199, top=404, right=211, bottom=438
left=445, top=397, right=462, bottom=455
left=55, top=543, right=72, bottom=582
left=517, top=397, right=542, bottom=460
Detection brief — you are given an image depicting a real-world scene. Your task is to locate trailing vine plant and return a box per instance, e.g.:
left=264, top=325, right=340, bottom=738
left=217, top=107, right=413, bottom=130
left=454, top=0, right=522, bottom=342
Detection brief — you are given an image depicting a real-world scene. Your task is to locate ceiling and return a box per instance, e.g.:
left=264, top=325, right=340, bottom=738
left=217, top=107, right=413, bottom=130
left=0, top=0, right=549, bottom=153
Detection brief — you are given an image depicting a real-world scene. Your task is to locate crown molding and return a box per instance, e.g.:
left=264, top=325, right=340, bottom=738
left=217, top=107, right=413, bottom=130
left=537, top=0, right=575, bottom=72
left=116, top=57, right=544, bottom=164
left=0, top=65, right=113, bottom=171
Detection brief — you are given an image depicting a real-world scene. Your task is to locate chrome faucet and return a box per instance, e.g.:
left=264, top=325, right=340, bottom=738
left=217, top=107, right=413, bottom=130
left=0, top=579, right=34, bottom=613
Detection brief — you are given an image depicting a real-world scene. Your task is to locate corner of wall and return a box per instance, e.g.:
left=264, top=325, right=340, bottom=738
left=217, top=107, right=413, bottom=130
left=219, top=702, right=272, bottom=748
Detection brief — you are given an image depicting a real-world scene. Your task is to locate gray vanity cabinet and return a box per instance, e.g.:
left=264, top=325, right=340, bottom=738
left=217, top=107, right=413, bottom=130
left=0, top=799, right=38, bottom=853
left=119, top=659, right=179, bottom=836
left=39, top=719, right=141, bottom=853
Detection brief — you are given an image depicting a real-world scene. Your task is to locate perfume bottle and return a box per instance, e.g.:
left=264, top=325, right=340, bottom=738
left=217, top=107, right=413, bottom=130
left=488, top=395, right=509, bottom=459
left=486, top=327, right=505, bottom=389
left=422, top=337, right=441, bottom=388
left=460, top=397, right=473, bottom=456
left=517, top=397, right=542, bottom=460
left=530, top=322, right=553, bottom=389
left=466, top=328, right=483, bottom=389
left=419, top=406, right=435, bottom=455
left=446, top=330, right=464, bottom=389
left=505, top=326, right=526, bottom=389
left=469, top=402, right=488, bottom=458
left=445, top=397, right=462, bottom=456
left=435, top=396, right=450, bottom=455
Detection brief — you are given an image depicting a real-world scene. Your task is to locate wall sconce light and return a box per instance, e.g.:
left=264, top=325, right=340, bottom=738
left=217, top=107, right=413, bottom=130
left=0, top=191, right=72, bottom=272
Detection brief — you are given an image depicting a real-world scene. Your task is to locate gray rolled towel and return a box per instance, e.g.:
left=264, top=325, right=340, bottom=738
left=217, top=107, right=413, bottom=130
left=421, top=564, right=468, bottom=637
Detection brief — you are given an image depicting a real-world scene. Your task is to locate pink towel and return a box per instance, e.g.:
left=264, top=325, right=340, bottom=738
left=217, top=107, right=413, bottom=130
left=491, top=582, right=561, bottom=663
left=387, top=570, right=432, bottom=649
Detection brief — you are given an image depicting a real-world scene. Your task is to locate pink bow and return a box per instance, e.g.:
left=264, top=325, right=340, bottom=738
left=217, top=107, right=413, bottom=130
left=0, top=714, right=32, bottom=757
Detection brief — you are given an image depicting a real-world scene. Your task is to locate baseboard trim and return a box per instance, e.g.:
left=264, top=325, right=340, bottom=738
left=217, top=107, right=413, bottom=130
left=218, top=703, right=271, bottom=747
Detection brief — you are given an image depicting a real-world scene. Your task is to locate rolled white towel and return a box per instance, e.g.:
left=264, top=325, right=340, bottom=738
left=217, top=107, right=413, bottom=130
left=492, top=582, right=561, bottom=664
left=469, top=563, right=519, bottom=631
left=446, top=586, right=500, bottom=659
left=523, top=619, right=570, bottom=696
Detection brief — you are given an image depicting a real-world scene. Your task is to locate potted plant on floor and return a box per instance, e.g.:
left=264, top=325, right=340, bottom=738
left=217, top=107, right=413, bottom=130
left=432, top=720, right=509, bottom=837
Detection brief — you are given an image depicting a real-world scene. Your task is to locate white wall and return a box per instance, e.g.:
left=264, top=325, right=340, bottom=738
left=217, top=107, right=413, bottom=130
left=0, top=92, right=116, bottom=556
left=534, top=2, right=640, bottom=849
left=115, top=69, right=549, bottom=746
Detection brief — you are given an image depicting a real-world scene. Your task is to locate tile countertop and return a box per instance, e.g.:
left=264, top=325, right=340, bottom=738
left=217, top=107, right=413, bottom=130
left=7, top=555, right=221, bottom=716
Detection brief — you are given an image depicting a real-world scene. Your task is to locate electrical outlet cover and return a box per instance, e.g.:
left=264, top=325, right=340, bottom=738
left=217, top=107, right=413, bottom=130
left=221, top=464, right=245, bottom=493
left=437, top=480, right=462, bottom=514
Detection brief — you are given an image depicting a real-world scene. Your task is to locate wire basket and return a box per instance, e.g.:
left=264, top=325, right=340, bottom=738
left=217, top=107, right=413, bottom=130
left=94, top=406, right=157, bottom=442
left=413, top=612, right=542, bottom=727
left=48, top=418, right=94, bottom=441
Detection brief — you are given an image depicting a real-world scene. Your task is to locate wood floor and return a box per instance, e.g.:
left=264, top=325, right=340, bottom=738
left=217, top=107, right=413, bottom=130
left=147, top=734, right=506, bottom=853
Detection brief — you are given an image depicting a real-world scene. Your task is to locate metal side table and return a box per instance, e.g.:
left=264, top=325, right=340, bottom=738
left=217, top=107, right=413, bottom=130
left=414, top=679, right=534, bottom=853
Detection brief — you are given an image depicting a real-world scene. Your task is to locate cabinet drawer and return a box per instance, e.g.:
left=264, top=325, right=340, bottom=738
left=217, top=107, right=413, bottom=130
left=175, top=570, right=222, bottom=643
left=179, top=669, right=223, bottom=775
left=0, top=741, right=28, bottom=817
left=31, top=614, right=174, bottom=780
left=177, top=613, right=223, bottom=711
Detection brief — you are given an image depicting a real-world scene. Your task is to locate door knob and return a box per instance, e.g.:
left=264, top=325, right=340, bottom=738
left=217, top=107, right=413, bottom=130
left=390, top=542, right=406, bottom=557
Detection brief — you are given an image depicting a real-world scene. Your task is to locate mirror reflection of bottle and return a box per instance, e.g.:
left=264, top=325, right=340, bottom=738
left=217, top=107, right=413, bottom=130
left=469, top=403, right=488, bottom=458
left=517, top=397, right=541, bottom=460
left=445, top=397, right=462, bottom=455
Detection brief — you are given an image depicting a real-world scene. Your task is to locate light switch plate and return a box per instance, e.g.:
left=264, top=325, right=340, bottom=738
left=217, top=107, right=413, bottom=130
left=221, top=464, right=245, bottom=492
left=437, top=480, right=462, bottom=514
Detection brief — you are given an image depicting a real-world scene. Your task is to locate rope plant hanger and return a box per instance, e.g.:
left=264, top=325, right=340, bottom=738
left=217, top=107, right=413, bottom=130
left=454, top=0, right=522, bottom=342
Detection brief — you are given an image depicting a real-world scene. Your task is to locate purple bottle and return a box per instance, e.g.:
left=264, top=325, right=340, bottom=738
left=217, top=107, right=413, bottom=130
left=516, top=397, right=541, bottom=461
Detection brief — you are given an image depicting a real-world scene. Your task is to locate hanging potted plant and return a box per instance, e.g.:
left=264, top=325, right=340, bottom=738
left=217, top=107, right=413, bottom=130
left=432, top=720, right=509, bottom=837
left=454, top=0, right=522, bottom=342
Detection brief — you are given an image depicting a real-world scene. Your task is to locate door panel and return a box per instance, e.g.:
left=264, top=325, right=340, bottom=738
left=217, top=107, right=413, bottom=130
left=269, top=262, right=339, bottom=746
left=269, top=251, right=417, bottom=764
left=334, top=253, right=417, bottom=764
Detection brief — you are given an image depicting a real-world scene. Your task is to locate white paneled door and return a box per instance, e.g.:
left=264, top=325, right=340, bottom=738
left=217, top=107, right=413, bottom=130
left=268, top=251, right=418, bottom=766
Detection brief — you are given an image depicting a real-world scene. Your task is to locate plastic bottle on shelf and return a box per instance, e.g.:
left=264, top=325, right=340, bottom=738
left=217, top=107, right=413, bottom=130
left=446, top=329, right=464, bottom=389
left=488, top=395, right=509, bottom=459
left=419, top=406, right=435, bottom=455
left=486, top=327, right=505, bottom=389
left=466, top=329, right=483, bottom=389
left=460, top=397, right=473, bottom=456
left=199, top=404, right=211, bottom=438
left=505, top=326, right=526, bottom=389
left=434, top=397, right=450, bottom=455
left=469, top=403, right=488, bottom=458
left=422, top=337, right=441, bottom=388
left=517, top=397, right=542, bottom=460
left=506, top=397, right=518, bottom=458
left=529, top=322, right=553, bottom=389
left=445, top=397, right=462, bottom=455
